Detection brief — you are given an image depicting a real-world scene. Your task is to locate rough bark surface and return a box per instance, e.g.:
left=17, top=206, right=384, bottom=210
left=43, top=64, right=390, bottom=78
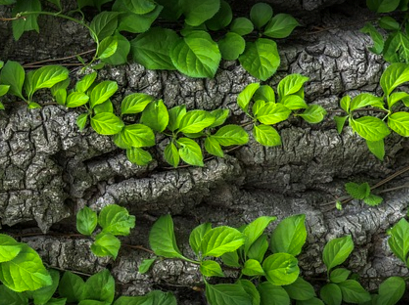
left=1, top=0, right=408, bottom=303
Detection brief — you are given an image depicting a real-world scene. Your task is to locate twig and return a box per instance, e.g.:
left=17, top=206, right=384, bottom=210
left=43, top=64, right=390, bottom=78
left=23, top=49, right=95, bottom=67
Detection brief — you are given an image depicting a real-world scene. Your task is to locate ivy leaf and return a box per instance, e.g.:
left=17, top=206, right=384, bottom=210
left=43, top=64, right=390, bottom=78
left=330, top=268, right=351, bottom=283
left=283, top=277, right=316, bottom=301
left=98, top=204, right=136, bottom=236
left=12, top=0, right=41, bottom=40
left=94, top=100, right=113, bottom=114
left=258, top=282, right=290, bottom=305
left=140, top=99, right=169, bottom=132
left=254, top=85, right=275, bottom=103
left=345, top=182, right=370, bottom=200
left=75, top=72, right=97, bottom=93
left=253, top=124, right=281, bottom=146
left=32, top=269, right=60, bottom=305
left=131, top=28, right=179, bottom=70
left=264, top=13, right=300, bottom=38
left=322, top=235, right=354, bottom=272
left=0, top=60, right=25, bottom=99
left=270, top=214, right=307, bottom=256
left=281, top=95, right=308, bottom=110
left=256, top=103, right=291, bottom=125
left=262, top=253, right=300, bottom=286
left=218, top=32, right=246, bottom=61
left=247, top=234, right=269, bottom=262
left=361, top=23, right=384, bottom=55
left=242, top=259, right=265, bottom=276
left=350, top=93, right=384, bottom=112
left=76, top=114, right=89, bottom=131
left=237, top=280, right=260, bottom=305
left=230, top=17, right=254, bottom=36
left=97, top=36, right=118, bottom=60
left=119, top=124, right=156, bottom=148
left=298, top=105, right=327, bottom=124
left=200, top=260, right=225, bottom=277
left=164, top=142, right=180, bottom=167
left=126, top=147, right=152, bottom=166
left=277, top=74, right=309, bottom=98
left=380, top=63, right=409, bottom=96
left=91, top=112, right=124, bottom=135
left=387, top=218, right=409, bottom=263
left=205, top=137, right=224, bottom=157
left=0, top=245, right=52, bottom=292
left=205, top=1, right=232, bottom=31
left=377, top=276, right=406, bottom=305
left=138, top=258, right=156, bottom=274
left=340, top=95, right=351, bottom=113
left=349, top=116, right=390, bottom=142
left=250, top=3, right=273, bottom=29
left=28, top=65, right=69, bottom=99
left=338, top=280, right=371, bottom=303
left=122, top=0, right=156, bottom=14
left=209, top=109, right=229, bottom=128
left=102, top=33, right=130, bottom=66
left=83, top=269, right=115, bottom=303
left=149, top=214, right=186, bottom=259
left=90, top=81, right=118, bottom=108
left=221, top=251, right=240, bottom=268
left=183, top=0, right=220, bottom=26
left=0, top=234, right=22, bottom=263
left=366, top=0, right=400, bottom=13
left=201, top=226, right=245, bottom=257
left=66, top=92, right=89, bottom=108
left=76, top=206, right=98, bottom=236
left=178, top=110, right=216, bottom=133
left=205, top=282, right=251, bottom=305
left=0, top=285, right=29, bottom=305
left=168, top=105, right=187, bottom=132
left=243, top=216, right=276, bottom=253
left=91, top=232, right=121, bottom=259
left=59, top=271, right=85, bottom=303
left=388, top=91, right=409, bottom=109
left=90, top=12, right=120, bottom=40
left=121, top=93, right=154, bottom=115
left=320, top=283, right=342, bottom=305
left=171, top=31, right=221, bottom=78
left=211, top=125, right=249, bottom=146
left=363, top=193, right=383, bottom=206
left=239, top=38, right=280, bottom=81
left=335, top=116, right=348, bottom=134
left=237, top=83, right=260, bottom=112
left=253, top=100, right=266, bottom=117
left=177, top=138, right=204, bottom=166
left=388, top=112, right=409, bottom=136
left=189, top=223, right=212, bottom=256
left=116, top=6, right=163, bottom=34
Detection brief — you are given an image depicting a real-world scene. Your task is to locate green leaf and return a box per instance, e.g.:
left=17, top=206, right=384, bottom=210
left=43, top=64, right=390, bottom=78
left=247, top=234, right=269, bottom=262
left=237, top=83, right=260, bottom=112
left=0, top=60, right=25, bottom=99
left=127, top=147, right=152, bottom=166
left=171, top=31, right=221, bottom=78
left=113, top=296, right=152, bottom=305
left=66, top=92, right=89, bottom=108
left=138, top=258, right=156, bottom=274
left=200, top=260, right=225, bottom=277
left=218, top=32, right=246, bottom=61
left=345, top=182, right=370, bottom=200
left=253, top=100, right=266, bottom=117
left=212, top=125, right=249, bottom=146
left=167, top=106, right=187, bottom=132
left=164, top=142, right=180, bottom=167
left=366, top=0, right=400, bottom=13
left=102, top=33, right=130, bottom=66
left=90, top=81, right=118, bottom=108
left=76, top=206, right=98, bottom=236
left=75, top=72, right=97, bottom=93
left=44, top=298, right=67, bottom=305
left=250, top=3, right=273, bottom=29
left=116, top=5, right=163, bottom=34
left=239, top=38, right=280, bottom=81
left=0, top=244, right=51, bottom=292
left=131, top=28, right=179, bottom=70
left=283, top=277, right=316, bottom=301
left=0, top=284, right=28, bottom=305
left=236, top=280, right=259, bottom=305
left=257, top=103, right=291, bottom=124
left=155, top=0, right=183, bottom=20
left=338, top=280, right=371, bottom=303
left=91, top=112, right=124, bottom=135
left=263, top=253, right=300, bottom=285
left=59, top=271, right=85, bottom=303
left=91, top=232, right=121, bottom=259
left=149, top=214, right=185, bottom=259
left=361, top=23, right=384, bottom=55
left=243, top=216, right=276, bottom=253
left=264, top=13, right=299, bottom=38
left=32, top=269, right=60, bottom=305
left=335, top=116, right=348, bottom=134
left=121, top=93, right=154, bottom=115
left=377, top=276, right=406, bottom=305
left=12, top=0, right=41, bottom=40
left=178, top=110, right=215, bottom=133
left=387, top=218, right=409, bottom=263
left=349, top=116, right=390, bottom=141
left=97, top=36, right=118, bottom=60
left=209, top=109, right=229, bottom=128
left=94, top=100, right=113, bottom=114
left=183, top=0, right=220, bottom=26
left=206, top=1, right=232, bottom=31
left=122, top=0, right=156, bottom=14
left=201, top=226, right=245, bottom=257
left=253, top=124, right=281, bottom=146
left=99, top=204, right=136, bottom=236
left=298, top=105, right=327, bottom=124
left=364, top=193, right=383, bottom=206
left=230, top=17, right=254, bottom=36
left=90, top=12, right=120, bottom=40
left=0, top=85, right=9, bottom=97
left=270, top=214, right=307, bottom=256
left=205, top=282, right=252, bottom=305
left=0, top=234, right=21, bottom=263
left=177, top=137, right=204, bottom=166
left=119, top=124, right=156, bottom=148
left=350, top=93, right=384, bottom=111
left=379, top=16, right=400, bottom=30
left=380, top=63, right=409, bottom=96
left=340, top=95, right=351, bottom=113
left=242, top=259, right=265, bottom=276
left=76, top=114, right=89, bottom=131
left=258, top=282, right=290, bottom=305
left=278, top=74, right=309, bottom=98
left=83, top=269, right=115, bottom=303
left=254, top=85, right=275, bottom=103
left=146, top=290, right=176, bottom=305
left=330, top=268, right=351, bottom=283
left=296, top=297, right=324, bottom=305
left=322, top=235, right=354, bottom=272
left=78, top=300, right=110, bottom=305
left=28, top=102, right=41, bottom=109
left=388, top=112, right=409, bottom=136
left=205, top=137, right=224, bottom=157
left=140, top=99, right=169, bottom=132
left=320, top=283, right=342, bottom=305
left=388, top=91, right=409, bottom=109
left=221, top=251, right=240, bottom=267
left=46, top=0, right=61, bottom=9
left=281, top=95, right=308, bottom=110
left=0, top=102, right=4, bottom=110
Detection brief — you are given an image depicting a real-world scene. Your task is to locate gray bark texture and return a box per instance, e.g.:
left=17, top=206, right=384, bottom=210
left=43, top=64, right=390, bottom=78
left=1, top=0, right=408, bottom=303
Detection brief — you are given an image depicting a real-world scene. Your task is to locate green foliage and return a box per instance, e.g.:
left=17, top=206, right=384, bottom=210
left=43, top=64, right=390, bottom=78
left=323, top=235, right=354, bottom=273
left=345, top=181, right=384, bottom=206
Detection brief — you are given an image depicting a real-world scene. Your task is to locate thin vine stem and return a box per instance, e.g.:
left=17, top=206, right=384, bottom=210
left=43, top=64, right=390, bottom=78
left=22, top=49, right=96, bottom=68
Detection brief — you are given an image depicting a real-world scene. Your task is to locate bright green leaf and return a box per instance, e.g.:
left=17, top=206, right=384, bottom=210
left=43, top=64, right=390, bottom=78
left=76, top=206, right=97, bottom=236
left=338, top=280, right=371, bottom=303
left=205, top=137, right=224, bottom=157
left=350, top=116, right=390, bottom=141
left=83, top=269, right=115, bottom=303
left=183, top=0, right=220, bottom=26
left=387, top=218, right=409, bottom=263
left=138, top=258, right=156, bottom=274
left=242, top=259, right=265, bottom=276
left=243, top=216, right=276, bottom=253
left=177, top=137, right=204, bottom=166
left=250, top=3, right=273, bottom=29
left=140, top=99, right=169, bottom=132
left=380, top=63, right=409, bottom=96
left=320, top=283, right=342, bottom=305
left=0, top=234, right=21, bottom=263
left=90, top=81, right=118, bottom=108
left=212, top=125, right=249, bottom=146
left=262, top=253, right=300, bottom=286
left=164, top=142, right=180, bottom=167
left=298, top=105, right=327, bottom=124
left=330, top=268, right=351, bottom=283
left=59, top=271, right=85, bottom=303
left=205, top=282, right=251, bottom=305
left=0, top=60, right=25, bottom=99
left=127, top=147, right=152, bottom=166
left=90, top=12, right=120, bottom=40
left=257, top=103, right=291, bottom=125
left=377, top=276, right=406, bottom=305
left=201, top=226, right=245, bottom=257
left=66, top=92, right=89, bottom=108
left=99, top=204, right=136, bottom=236
left=91, top=232, right=121, bottom=259
left=264, top=14, right=299, bottom=38
left=218, top=32, right=246, bottom=61
left=277, top=74, right=309, bottom=98
left=205, top=1, right=232, bottom=31
left=200, top=260, right=225, bottom=277
left=91, top=112, right=124, bottom=135
left=283, top=277, right=316, bottom=301
left=322, top=235, right=354, bottom=272
left=258, top=282, right=290, bottom=305
left=253, top=124, right=281, bottom=146
left=178, top=110, right=215, bottom=133
left=230, top=17, right=254, bottom=36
